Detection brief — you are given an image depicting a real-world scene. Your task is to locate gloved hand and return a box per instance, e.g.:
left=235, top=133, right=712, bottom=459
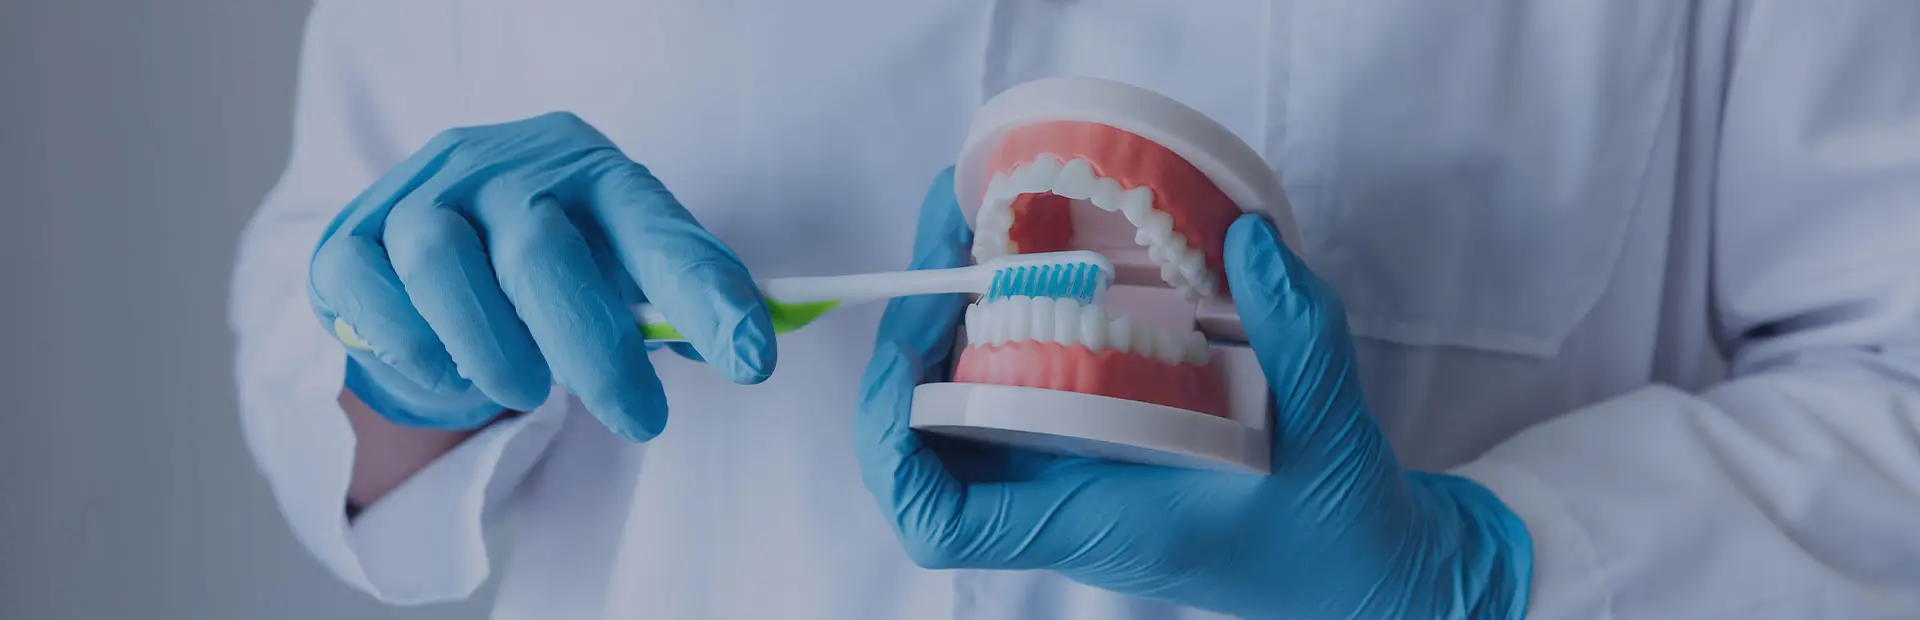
left=856, top=167, right=1533, bottom=618
left=310, top=111, right=774, bottom=441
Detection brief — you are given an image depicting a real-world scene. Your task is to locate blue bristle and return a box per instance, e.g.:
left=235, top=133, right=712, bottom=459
left=987, top=262, right=1104, bottom=305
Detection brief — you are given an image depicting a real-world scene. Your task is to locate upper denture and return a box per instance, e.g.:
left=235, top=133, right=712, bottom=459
left=976, top=120, right=1242, bottom=298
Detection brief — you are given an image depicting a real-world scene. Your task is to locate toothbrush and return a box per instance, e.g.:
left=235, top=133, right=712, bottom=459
left=633, top=250, right=1114, bottom=343
left=332, top=250, right=1114, bottom=351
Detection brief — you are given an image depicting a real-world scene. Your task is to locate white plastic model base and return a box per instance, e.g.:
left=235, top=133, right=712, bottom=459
left=907, top=77, right=1300, bottom=475
left=911, top=343, right=1272, bottom=474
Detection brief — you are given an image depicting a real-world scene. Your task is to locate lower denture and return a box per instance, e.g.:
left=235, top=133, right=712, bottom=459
left=954, top=341, right=1228, bottom=418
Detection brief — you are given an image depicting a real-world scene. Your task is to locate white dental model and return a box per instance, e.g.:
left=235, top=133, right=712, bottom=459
left=909, top=77, right=1305, bottom=474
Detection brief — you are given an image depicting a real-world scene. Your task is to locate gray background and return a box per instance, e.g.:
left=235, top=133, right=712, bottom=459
left=0, top=1, right=488, bottom=618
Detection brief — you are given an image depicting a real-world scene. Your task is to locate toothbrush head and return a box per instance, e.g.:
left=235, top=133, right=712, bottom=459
left=984, top=250, right=1115, bottom=306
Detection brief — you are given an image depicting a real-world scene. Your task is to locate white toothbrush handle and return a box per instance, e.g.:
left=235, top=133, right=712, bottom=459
left=755, top=267, right=985, bottom=304
left=629, top=264, right=989, bottom=338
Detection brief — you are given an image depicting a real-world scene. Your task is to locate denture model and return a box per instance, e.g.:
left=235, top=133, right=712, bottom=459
left=908, top=77, right=1307, bottom=474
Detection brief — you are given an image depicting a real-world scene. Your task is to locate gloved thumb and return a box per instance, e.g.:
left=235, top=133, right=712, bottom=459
left=1222, top=213, right=1340, bottom=377
left=1222, top=214, right=1376, bottom=471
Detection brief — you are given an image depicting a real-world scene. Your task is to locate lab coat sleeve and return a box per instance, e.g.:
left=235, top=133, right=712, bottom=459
left=1452, top=4, right=1920, bottom=618
left=227, top=2, right=567, bottom=605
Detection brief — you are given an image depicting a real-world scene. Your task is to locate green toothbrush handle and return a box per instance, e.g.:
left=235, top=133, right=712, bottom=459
left=633, top=298, right=844, bottom=342
left=331, top=297, right=845, bottom=351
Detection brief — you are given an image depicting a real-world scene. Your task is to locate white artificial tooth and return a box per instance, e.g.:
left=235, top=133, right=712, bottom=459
left=973, top=303, right=993, bottom=343
left=1151, top=228, right=1176, bottom=248
left=972, top=218, right=1006, bottom=247
left=1146, top=243, right=1166, bottom=266
left=1120, top=187, right=1154, bottom=224
left=1054, top=299, right=1080, bottom=347
left=976, top=224, right=1010, bottom=248
left=1007, top=297, right=1032, bottom=342
left=1175, top=284, right=1200, bottom=302
left=1006, top=299, right=1036, bottom=341
left=991, top=301, right=1013, bottom=344
left=1160, top=261, right=1181, bottom=284
left=974, top=203, right=1002, bottom=228
left=1134, top=226, right=1156, bottom=247
left=1156, top=330, right=1184, bottom=365
left=1052, top=158, right=1097, bottom=200
left=1082, top=304, right=1108, bottom=351
left=1178, top=250, right=1208, bottom=283
left=1192, top=273, right=1219, bottom=297
left=1184, top=331, right=1212, bottom=365
left=983, top=174, right=1012, bottom=208
left=972, top=241, right=1005, bottom=263
left=1089, top=176, right=1124, bottom=211
left=1017, top=157, right=1062, bottom=194
left=1162, top=232, right=1188, bottom=256
left=1132, top=321, right=1156, bottom=360
left=1030, top=296, right=1056, bottom=343
left=991, top=222, right=1015, bottom=244
left=977, top=204, right=1014, bottom=235
left=1144, top=212, right=1176, bottom=246
left=971, top=235, right=1006, bottom=264
left=1146, top=205, right=1175, bottom=226
left=982, top=303, right=1002, bottom=344
left=1006, top=163, right=1037, bottom=194
left=1109, top=315, right=1134, bottom=354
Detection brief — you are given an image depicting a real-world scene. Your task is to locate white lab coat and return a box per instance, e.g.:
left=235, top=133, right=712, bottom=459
left=229, top=1, right=1920, bottom=618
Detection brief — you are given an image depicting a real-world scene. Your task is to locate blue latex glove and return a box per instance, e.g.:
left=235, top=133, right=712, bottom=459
left=309, top=111, right=773, bottom=441
left=856, top=167, right=1533, bottom=618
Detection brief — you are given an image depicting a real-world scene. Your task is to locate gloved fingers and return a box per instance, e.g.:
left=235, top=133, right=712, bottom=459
left=590, top=224, right=701, bottom=365
left=906, top=166, right=974, bottom=274
left=579, top=204, right=702, bottom=363
left=857, top=340, right=1123, bottom=574
left=1224, top=214, right=1380, bottom=470
left=853, top=165, right=987, bottom=560
left=637, top=337, right=704, bottom=362
left=475, top=190, right=670, bottom=442
left=577, top=204, right=652, bottom=306
left=854, top=341, right=971, bottom=547
left=384, top=199, right=552, bottom=411
left=921, top=434, right=1070, bottom=483
left=871, top=437, right=1143, bottom=572
left=869, top=167, right=974, bottom=362
left=587, top=160, right=775, bottom=385
left=310, top=234, right=469, bottom=397
left=1223, top=213, right=1330, bottom=353
left=853, top=296, right=967, bottom=516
